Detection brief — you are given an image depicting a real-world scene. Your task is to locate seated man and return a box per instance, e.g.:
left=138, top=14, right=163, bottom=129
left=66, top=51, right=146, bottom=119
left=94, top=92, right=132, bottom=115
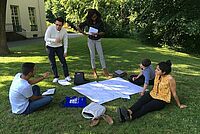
left=9, top=62, right=53, bottom=114
left=128, top=59, right=155, bottom=96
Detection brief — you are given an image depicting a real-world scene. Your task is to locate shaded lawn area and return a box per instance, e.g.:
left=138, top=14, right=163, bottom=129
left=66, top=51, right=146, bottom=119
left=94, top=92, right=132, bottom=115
left=0, top=37, right=200, bottom=133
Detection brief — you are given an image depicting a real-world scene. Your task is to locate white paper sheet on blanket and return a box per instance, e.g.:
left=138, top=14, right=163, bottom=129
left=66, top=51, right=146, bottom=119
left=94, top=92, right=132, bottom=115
left=72, top=77, right=143, bottom=104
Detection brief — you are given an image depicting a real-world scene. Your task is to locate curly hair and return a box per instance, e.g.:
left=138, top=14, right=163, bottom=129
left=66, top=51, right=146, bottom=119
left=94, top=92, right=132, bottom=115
left=86, top=9, right=102, bottom=24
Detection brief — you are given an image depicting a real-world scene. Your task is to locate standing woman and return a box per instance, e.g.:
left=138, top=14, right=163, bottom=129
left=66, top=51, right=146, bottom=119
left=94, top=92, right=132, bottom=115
left=78, top=9, right=110, bottom=78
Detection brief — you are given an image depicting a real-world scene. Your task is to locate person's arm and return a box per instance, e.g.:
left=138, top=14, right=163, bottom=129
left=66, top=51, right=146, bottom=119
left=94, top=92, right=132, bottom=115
left=44, top=26, right=57, bottom=43
left=140, top=83, right=148, bottom=96
left=63, top=31, right=68, bottom=57
left=77, top=21, right=88, bottom=35
left=29, top=95, right=42, bottom=101
left=91, top=31, right=105, bottom=37
left=170, top=77, right=187, bottom=109
left=28, top=72, right=50, bottom=85
left=92, top=21, right=105, bottom=37
left=133, top=71, right=142, bottom=81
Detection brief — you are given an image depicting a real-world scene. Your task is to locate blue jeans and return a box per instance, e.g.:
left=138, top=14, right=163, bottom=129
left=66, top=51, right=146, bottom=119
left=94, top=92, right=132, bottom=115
left=22, top=85, right=53, bottom=114
left=47, top=46, right=69, bottom=78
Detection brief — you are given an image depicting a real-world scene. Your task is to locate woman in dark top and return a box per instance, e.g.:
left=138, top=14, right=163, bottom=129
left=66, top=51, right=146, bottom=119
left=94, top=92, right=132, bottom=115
left=78, top=9, right=110, bottom=78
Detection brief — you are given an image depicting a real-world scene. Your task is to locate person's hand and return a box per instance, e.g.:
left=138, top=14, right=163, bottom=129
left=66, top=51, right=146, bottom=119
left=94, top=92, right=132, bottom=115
left=179, top=104, right=187, bottom=109
left=43, top=72, right=50, bottom=78
left=83, top=32, right=89, bottom=36
left=140, top=91, right=145, bottom=96
left=64, top=53, right=67, bottom=57
left=55, top=37, right=61, bottom=44
left=91, top=32, right=98, bottom=37
left=132, top=77, right=137, bottom=81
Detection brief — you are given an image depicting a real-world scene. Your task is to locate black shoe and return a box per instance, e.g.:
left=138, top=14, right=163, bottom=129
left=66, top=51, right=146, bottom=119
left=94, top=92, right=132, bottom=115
left=117, top=108, right=125, bottom=122
left=120, top=107, right=130, bottom=121
left=117, top=107, right=130, bottom=122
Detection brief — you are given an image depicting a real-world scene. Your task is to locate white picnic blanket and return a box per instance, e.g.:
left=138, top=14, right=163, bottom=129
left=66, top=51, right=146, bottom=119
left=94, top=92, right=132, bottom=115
left=72, top=77, right=143, bottom=104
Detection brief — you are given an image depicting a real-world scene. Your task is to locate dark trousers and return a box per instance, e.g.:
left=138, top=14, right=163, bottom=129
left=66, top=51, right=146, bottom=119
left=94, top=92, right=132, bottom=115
left=129, top=92, right=167, bottom=120
left=128, top=74, right=154, bottom=86
left=47, top=46, right=69, bottom=78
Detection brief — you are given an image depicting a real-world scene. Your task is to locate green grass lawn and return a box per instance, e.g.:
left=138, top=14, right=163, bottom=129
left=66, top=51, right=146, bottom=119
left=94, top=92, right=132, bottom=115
left=0, top=37, right=200, bottom=133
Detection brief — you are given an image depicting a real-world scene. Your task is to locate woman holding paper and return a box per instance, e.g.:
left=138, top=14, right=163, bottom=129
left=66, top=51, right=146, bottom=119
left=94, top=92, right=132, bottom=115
left=78, top=9, right=110, bottom=78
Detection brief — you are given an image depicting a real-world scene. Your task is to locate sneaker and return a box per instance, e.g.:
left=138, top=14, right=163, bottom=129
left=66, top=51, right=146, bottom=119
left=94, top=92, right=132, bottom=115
left=52, top=78, right=59, bottom=83
left=65, top=76, right=71, bottom=82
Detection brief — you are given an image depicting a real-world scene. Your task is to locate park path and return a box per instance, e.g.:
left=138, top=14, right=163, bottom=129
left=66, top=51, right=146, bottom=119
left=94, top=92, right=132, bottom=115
left=7, top=33, right=82, bottom=48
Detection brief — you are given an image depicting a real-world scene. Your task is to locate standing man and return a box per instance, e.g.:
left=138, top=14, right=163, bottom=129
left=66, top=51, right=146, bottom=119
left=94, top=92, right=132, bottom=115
left=45, top=17, right=71, bottom=83
left=9, top=62, right=53, bottom=115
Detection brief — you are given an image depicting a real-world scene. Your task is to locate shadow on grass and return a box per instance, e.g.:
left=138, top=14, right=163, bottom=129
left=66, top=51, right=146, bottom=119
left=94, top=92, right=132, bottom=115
left=1, top=37, right=200, bottom=133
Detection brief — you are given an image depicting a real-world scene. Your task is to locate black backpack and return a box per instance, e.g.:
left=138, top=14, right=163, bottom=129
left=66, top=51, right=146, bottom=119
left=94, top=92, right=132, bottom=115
left=74, top=72, right=89, bottom=85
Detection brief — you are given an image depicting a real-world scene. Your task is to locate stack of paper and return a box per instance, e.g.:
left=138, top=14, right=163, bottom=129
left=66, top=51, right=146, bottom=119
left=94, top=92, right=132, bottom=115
left=58, top=80, right=71, bottom=86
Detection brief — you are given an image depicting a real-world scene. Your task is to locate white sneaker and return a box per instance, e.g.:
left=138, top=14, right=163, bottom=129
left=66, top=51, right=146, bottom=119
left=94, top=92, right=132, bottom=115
left=65, top=76, right=71, bottom=82
left=52, top=78, right=59, bottom=83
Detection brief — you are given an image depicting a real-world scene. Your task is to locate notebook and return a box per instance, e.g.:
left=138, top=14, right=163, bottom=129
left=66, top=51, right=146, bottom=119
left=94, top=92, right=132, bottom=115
left=42, top=88, right=56, bottom=96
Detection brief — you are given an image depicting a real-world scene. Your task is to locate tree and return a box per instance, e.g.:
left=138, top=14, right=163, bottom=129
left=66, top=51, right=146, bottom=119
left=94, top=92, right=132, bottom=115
left=0, top=0, right=11, bottom=55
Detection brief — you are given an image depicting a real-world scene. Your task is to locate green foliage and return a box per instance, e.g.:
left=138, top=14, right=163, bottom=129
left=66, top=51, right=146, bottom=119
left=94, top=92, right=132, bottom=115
left=133, top=0, right=200, bottom=53
left=44, top=0, right=200, bottom=53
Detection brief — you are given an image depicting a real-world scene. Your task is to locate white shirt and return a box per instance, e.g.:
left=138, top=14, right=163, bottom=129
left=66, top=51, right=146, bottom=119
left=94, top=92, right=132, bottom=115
left=9, top=73, right=33, bottom=114
left=44, top=25, right=68, bottom=53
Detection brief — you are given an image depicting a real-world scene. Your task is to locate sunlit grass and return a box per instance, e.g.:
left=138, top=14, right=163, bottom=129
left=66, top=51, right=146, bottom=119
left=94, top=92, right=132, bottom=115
left=0, top=37, right=200, bottom=133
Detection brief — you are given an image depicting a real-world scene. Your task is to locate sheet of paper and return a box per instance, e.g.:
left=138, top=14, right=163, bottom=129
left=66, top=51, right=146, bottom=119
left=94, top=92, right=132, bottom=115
left=89, top=27, right=98, bottom=35
left=72, top=77, right=143, bottom=104
left=58, top=80, right=71, bottom=86
left=99, top=77, right=143, bottom=95
left=42, top=88, right=55, bottom=96
left=72, top=81, right=127, bottom=104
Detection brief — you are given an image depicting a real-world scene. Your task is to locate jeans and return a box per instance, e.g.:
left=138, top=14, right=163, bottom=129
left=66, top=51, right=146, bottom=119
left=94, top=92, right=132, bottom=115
left=88, top=38, right=106, bottom=69
left=129, top=92, right=167, bottom=120
left=47, top=46, right=69, bottom=78
left=22, top=85, right=53, bottom=114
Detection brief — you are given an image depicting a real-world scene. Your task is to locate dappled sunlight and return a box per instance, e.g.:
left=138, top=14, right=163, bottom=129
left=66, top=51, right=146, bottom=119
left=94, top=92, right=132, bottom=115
left=108, top=55, right=121, bottom=59
left=173, top=64, right=200, bottom=76
left=124, top=50, right=138, bottom=53
left=152, top=47, right=200, bottom=59
left=0, top=56, right=48, bottom=63
left=137, top=47, right=150, bottom=50
left=106, top=105, right=118, bottom=111
left=0, top=76, right=13, bottom=81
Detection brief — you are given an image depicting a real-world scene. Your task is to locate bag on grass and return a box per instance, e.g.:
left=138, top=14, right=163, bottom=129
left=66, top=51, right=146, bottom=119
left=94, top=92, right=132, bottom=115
left=59, top=96, right=87, bottom=108
left=74, top=72, right=89, bottom=85
left=82, top=102, right=106, bottom=120
left=113, top=70, right=127, bottom=78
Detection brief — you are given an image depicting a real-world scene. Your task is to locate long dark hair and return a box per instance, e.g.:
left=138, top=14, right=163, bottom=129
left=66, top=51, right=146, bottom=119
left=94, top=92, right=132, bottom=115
left=86, top=9, right=102, bottom=24
left=158, top=60, right=172, bottom=75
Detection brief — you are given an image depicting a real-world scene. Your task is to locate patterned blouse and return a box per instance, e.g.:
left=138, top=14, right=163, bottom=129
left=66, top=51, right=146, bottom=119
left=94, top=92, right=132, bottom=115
left=150, top=74, right=172, bottom=103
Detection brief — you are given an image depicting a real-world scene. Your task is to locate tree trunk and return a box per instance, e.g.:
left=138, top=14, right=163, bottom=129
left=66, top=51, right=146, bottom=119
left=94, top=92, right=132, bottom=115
left=0, top=0, right=11, bottom=55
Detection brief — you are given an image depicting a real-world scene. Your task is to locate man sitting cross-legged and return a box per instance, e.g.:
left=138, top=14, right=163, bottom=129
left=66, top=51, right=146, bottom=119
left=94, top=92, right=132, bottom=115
left=9, top=62, right=53, bottom=115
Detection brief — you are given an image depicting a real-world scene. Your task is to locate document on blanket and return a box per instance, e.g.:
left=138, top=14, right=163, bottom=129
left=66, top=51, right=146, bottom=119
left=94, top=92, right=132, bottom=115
left=89, top=27, right=98, bottom=35
left=72, top=81, right=128, bottom=104
left=42, top=88, right=56, bottom=96
left=72, top=77, right=143, bottom=104
left=58, top=80, right=71, bottom=86
left=99, top=77, right=143, bottom=95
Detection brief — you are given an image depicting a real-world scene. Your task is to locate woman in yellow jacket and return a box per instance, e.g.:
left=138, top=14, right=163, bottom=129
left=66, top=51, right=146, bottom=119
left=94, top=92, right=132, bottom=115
left=117, top=60, right=187, bottom=122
